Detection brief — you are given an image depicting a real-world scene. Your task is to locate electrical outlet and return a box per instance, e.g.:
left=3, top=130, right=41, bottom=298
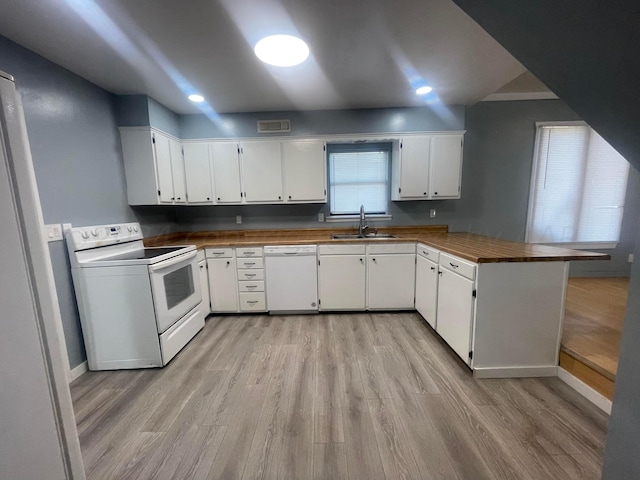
left=318, top=212, right=325, bottom=222
left=430, top=209, right=436, bottom=218
left=236, top=215, right=242, bottom=225
left=629, top=253, right=634, bottom=263
left=45, top=224, right=63, bottom=242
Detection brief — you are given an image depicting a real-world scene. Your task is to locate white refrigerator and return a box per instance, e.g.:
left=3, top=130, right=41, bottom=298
left=0, top=70, right=85, bottom=479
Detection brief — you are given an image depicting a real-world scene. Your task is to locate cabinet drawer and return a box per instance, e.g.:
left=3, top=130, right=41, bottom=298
left=238, top=280, right=265, bottom=292
left=367, top=243, right=416, bottom=255
left=319, top=244, right=366, bottom=255
left=439, top=253, right=476, bottom=280
left=236, top=258, right=264, bottom=269
left=236, top=247, right=263, bottom=258
left=237, top=269, right=265, bottom=281
left=205, top=247, right=234, bottom=258
left=417, top=244, right=440, bottom=262
left=239, top=292, right=266, bottom=311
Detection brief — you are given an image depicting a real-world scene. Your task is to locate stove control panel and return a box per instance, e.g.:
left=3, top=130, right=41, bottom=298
left=66, top=222, right=144, bottom=252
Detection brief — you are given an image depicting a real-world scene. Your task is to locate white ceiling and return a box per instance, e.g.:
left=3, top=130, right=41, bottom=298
left=0, top=0, right=540, bottom=114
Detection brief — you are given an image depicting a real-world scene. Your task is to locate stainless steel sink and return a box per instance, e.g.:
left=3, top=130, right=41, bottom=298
left=332, top=233, right=398, bottom=240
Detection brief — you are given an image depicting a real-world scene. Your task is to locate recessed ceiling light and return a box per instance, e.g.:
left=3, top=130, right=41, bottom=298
left=416, top=86, right=433, bottom=95
left=254, top=34, right=309, bottom=67
left=188, top=94, right=205, bottom=103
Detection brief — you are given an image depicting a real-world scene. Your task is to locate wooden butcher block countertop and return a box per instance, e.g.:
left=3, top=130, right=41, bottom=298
left=144, top=225, right=609, bottom=264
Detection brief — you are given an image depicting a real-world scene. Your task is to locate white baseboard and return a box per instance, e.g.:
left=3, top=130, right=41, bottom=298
left=557, top=367, right=612, bottom=414
left=473, top=365, right=558, bottom=379
left=69, top=361, right=88, bottom=383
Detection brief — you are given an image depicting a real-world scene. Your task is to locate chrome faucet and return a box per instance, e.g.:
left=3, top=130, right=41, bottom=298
left=359, top=204, right=369, bottom=237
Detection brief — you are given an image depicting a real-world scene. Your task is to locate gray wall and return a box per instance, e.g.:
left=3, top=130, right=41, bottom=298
left=457, top=99, right=639, bottom=277
left=0, top=36, right=175, bottom=368
left=179, top=105, right=465, bottom=139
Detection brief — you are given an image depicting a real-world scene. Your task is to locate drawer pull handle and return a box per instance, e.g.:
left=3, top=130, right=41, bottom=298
left=247, top=300, right=259, bottom=305
left=246, top=285, right=257, bottom=289
left=423, top=251, right=429, bottom=255
left=243, top=252, right=255, bottom=255
left=244, top=262, right=256, bottom=266
left=450, top=263, right=459, bottom=269
left=245, top=274, right=256, bottom=278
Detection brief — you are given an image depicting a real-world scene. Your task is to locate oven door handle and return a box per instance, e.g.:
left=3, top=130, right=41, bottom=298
left=148, top=250, right=197, bottom=272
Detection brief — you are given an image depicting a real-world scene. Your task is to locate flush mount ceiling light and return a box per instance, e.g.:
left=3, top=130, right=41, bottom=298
left=254, top=34, right=309, bottom=67
left=416, top=86, right=433, bottom=95
left=188, top=94, right=205, bottom=103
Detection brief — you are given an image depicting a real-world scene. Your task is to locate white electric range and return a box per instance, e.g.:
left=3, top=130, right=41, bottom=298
left=66, top=222, right=203, bottom=370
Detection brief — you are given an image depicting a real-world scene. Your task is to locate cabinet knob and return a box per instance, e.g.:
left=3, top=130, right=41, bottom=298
left=200, top=265, right=204, bottom=269
left=171, top=197, right=175, bottom=200
left=434, top=192, right=438, bottom=195
left=372, top=258, right=376, bottom=263
left=288, top=195, right=292, bottom=199
left=217, top=197, right=221, bottom=201
left=226, top=261, right=230, bottom=266
left=278, top=196, right=282, bottom=200
left=360, top=258, right=364, bottom=262
left=207, top=197, right=210, bottom=200
left=430, top=266, right=436, bottom=271
left=177, top=197, right=181, bottom=200
left=423, top=192, right=427, bottom=195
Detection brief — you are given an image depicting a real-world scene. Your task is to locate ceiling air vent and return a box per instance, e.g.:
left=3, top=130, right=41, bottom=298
left=257, top=119, right=291, bottom=134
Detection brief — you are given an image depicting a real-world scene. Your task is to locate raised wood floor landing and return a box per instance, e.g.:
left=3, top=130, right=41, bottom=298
left=71, top=313, right=608, bottom=480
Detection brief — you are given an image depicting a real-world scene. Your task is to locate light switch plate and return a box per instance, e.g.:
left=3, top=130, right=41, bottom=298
left=318, top=212, right=325, bottom=222
left=236, top=215, right=242, bottom=224
left=430, top=209, right=437, bottom=218
left=45, top=224, right=63, bottom=242
left=629, top=253, right=634, bottom=263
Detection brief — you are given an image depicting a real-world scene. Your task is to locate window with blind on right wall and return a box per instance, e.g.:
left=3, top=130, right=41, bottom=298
left=526, top=122, right=630, bottom=249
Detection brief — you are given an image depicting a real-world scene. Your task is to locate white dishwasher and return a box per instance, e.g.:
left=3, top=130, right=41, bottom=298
left=264, top=245, right=318, bottom=314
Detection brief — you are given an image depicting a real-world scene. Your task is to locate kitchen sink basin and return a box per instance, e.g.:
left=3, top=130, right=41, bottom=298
left=332, top=233, right=398, bottom=240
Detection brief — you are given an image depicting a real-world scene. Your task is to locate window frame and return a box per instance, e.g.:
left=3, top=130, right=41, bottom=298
left=326, top=142, right=392, bottom=218
left=525, top=121, right=629, bottom=249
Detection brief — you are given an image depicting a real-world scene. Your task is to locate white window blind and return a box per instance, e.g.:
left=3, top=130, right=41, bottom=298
left=329, top=150, right=389, bottom=214
left=526, top=124, right=630, bottom=245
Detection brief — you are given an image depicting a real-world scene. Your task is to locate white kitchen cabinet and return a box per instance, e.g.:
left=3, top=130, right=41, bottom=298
left=207, top=256, right=238, bottom=313
left=436, top=264, right=475, bottom=365
left=391, top=133, right=463, bottom=201
left=429, top=134, right=463, bottom=199
left=241, top=141, right=283, bottom=202
left=197, top=251, right=210, bottom=320
left=282, top=140, right=327, bottom=202
left=183, top=143, right=213, bottom=203
left=318, top=244, right=366, bottom=310
left=393, top=136, right=431, bottom=199
left=210, top=141, right=242, bottom=203
left=415, top=253, right=439, bottom=329
left=366, top=244, right=416, bottom=310
left=120, top=127, right=185, bottom=205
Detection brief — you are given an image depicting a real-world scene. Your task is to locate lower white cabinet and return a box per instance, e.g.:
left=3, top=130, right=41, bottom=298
left=415, top=252, right=439, bottom=329
left=366, top=244, right=416, bottom=310
left=197, top=251, right=211, bottom=320
left=207, top=253, right=239, bottom=313
left=436, top=264, right=475, bottom=364
left=318, top=244, right=366, bottom=310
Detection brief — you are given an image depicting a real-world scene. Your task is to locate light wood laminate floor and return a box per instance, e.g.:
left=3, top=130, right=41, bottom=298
left=562, top=277, right=629, bottom=380
left=71, top=313, right=608, bottom=480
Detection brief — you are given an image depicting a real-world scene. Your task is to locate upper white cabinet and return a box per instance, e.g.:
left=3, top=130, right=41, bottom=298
left=120, top=127, right=185, bottom=205
left=241, top=141, right=284, bottom=203
left=392, top=133, right=463, bottom=201
left=210, top=141, right=242, bottom=203
left=183, top=143, right=213, bottom=203
left=281, top=140, right=327, bottom=202
left=429, top=134, right=464, bottom=199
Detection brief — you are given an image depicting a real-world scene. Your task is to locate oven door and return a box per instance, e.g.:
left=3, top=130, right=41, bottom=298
left=148, top=250, right=202, bottom=333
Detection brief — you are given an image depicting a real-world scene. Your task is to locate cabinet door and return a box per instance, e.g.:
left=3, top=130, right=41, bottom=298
left=282, top=140, right=326, bottom=202
left=241, top=141, right=283, bottom=202
left=415, top=255, right=439, bottom=329
left=318, top=254, right=366, bottom=310
left=183, top=143, right=213, bottom=203
left=207, top=258, right=238, bottom=312
left=169, top=138, right=186, bottom=203
left=210, top=142, right=242, bottom=203
left=367, top=254, right=416, bottom=309
left=429, top=134, right=463, bottom=199
left=198, top=260, right=211, bottom=315
left=436, top=268, right=474, bottom=364
left=153, top=132, right=174, bottom=203
left=398, top=136, right=430, bottom=199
